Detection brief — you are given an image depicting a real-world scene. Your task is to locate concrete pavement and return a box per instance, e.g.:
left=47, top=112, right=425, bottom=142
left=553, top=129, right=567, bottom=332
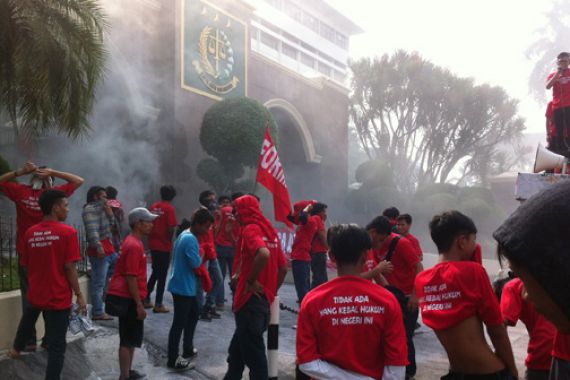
left=0, top=264, right=530, bottom=379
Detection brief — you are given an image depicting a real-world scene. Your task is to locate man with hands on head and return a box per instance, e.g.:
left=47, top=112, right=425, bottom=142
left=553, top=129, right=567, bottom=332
left=0, top=161, right=83, bottom=350
left=545, top=52, right=570, bottom=156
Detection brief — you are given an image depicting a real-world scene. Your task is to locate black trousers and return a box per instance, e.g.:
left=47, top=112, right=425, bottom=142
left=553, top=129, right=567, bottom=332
left=310, top=252, right=328, bottom=289
left=223, top=295, right=269, bottom=380
left=442, top=369, right=517, bottom=379
left=403, top=296, right=418, bottom=378
left=552, top=107, right=570, bottom=157
left=146, top=250, right=170, bottom=306
left=167, top=293, right=199, bottom=365
left=14, top=307, right=70, bottom=380
left=550, top=357, right=570, bottom=380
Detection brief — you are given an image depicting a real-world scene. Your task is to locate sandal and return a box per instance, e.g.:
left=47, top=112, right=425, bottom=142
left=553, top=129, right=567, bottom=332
left=92, top=313, right=114, bottom=321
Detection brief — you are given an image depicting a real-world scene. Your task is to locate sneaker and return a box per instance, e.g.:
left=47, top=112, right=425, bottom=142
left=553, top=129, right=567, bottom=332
left=129, top=369, right=146, bottom=379
left=199, top=312, right=212, bottom=322
left=167, top=357, right=193, bottom=371
left=208, top=310, right=222, bottom=319
left=153, top=305, right=170, bottom=313
left=182, top=348, right=198, bottom=361
left=143, top=300, right=154, bottom=309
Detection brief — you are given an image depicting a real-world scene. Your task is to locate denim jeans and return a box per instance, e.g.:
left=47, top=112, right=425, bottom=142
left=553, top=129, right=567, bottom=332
left=292, top=260, right=310, bottom=303
left=223, top=296, right=269, bottom=380
left=216, top=245, right=235, bottom=305
left=310, top=252, right=328, bottom=289
left=146, top=251, right=170, bottom=306
left=167, top=294, right=199, bottom=366
left=14, top=307, right=70, bottom=380
left=205, top=259, right=223, bottom=309
left=89, top=252, right=117, bottom=317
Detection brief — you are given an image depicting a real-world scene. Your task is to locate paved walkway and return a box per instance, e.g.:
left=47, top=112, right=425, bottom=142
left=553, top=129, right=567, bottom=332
left=0, top=265, right=530, bottom=379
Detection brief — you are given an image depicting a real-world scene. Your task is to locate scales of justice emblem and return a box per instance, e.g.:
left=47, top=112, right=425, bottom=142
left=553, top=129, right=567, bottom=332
left=192, top=13, right=240, bottom=95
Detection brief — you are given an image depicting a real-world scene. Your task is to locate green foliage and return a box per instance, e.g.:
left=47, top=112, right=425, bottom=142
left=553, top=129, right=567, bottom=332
left=199, top=97, right=278, bottom=193
left=200, top=97, right=278, bottom=168
left=350, top=50, right=525, bottom=191
left=0, top=0, right=107, bottom=139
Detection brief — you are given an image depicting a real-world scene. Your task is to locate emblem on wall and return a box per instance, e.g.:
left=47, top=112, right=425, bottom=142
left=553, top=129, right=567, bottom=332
left=181, top=0, right=247, bottom=100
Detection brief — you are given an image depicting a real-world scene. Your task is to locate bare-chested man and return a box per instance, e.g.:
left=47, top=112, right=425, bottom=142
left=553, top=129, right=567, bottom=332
left=415, top=211, right=517, bottom=380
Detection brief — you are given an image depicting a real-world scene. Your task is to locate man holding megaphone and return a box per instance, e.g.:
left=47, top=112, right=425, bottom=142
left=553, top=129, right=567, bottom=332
left=546, top=52, right=570, bottom=157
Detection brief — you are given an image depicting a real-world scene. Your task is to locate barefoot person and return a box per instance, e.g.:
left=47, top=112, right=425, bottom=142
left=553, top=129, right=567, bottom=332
left=10, top=190, right=86, bottom=380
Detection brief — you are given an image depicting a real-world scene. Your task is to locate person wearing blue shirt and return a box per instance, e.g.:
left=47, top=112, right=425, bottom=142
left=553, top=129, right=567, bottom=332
left=166, top=209, right=213, bottom=370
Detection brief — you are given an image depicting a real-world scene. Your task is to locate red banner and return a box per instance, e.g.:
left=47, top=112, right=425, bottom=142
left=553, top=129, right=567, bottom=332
left=256, top=128, right=293, bottom=228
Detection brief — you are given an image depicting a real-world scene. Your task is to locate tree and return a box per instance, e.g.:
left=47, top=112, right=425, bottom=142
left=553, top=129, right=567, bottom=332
left=527, top=0, right=570, bottom=103
left=198, top=97, right=278, bottom=193
left=0, top=0, right=106, bottom=139
left=350, top=51, right=526, bottom=192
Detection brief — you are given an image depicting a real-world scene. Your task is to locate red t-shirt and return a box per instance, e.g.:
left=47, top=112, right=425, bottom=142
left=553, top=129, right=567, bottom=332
left=291, top=215, right=319, bottom=262
left=415, top=261, right=503, bottom=330
left=21, top=221, right=80, bottom=310
left=296, top=275, right=408, bottom=379
left=215, top=207, right=234, bottom=247
left=147, top=201, right=177, bottom=252
left=86, top=237, right=115, bottom=257
left=233, top=224, right=287, bottom=312
left=372, top=233, right=419, bottom=295
left=0, top=182, right=77, bottom=253
left=310, top=216, right=327, bottom=254
left=548, top=69, right=570, bottom=110
left=553, top=331, right=570, bottom=362
left=107, top=235, right=148, bottom=300
left=500, top=278, right=555, bottom=370
left=403, top=233, right=422, bottom=260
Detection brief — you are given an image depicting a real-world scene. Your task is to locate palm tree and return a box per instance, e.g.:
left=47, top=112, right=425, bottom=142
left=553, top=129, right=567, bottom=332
left=0, top=0, right=106, bottom=139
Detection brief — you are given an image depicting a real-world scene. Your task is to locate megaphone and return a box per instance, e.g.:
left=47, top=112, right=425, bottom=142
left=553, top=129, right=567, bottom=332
left=533, top=144, right=568, bottom=173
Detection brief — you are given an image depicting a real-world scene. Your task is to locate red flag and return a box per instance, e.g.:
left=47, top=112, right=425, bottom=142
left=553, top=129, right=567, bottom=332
left=256, top=128, right=293, bottom=227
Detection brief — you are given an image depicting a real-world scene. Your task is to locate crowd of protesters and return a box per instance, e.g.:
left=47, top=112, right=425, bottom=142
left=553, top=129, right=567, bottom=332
left=2, top=161, right=570, bottom=380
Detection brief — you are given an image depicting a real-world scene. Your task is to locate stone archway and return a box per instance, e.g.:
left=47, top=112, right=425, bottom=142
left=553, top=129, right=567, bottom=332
left=264, top=98, right=322, bottom=164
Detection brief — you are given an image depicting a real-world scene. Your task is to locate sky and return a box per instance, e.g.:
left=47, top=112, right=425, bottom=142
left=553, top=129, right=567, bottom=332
left=327, top=0, right=553, bottom=136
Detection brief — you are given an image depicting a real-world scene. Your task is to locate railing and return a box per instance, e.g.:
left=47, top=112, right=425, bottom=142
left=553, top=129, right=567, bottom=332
left=0, top=216, right=89, bottom=292
left=0, top=215, right=18, bottom=292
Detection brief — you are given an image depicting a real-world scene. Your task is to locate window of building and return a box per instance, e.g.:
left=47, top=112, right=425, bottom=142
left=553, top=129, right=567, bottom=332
left=319, top=22, right=336, bottom=43
left=302, top=12, right=319, bottom=33
left=317, top=62, right=332, bottom=76
left=282, top=43, right=297, bottom=59
left=284, top=1, right=302, bottom=22
left=335, top=32, right=348, bottom=49
left=260, top=31, right=279, bottom=50
left=264, top=0, right=284, bottom=10
left=301, top=52, right=315, bottom=68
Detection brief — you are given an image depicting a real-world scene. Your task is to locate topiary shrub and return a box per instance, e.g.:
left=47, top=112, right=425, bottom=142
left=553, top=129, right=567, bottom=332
left=198, top=97, right=278, bottom=193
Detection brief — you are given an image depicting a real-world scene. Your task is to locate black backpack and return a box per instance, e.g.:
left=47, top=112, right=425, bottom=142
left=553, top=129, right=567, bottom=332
left=383, top=236, right=409, bottom=310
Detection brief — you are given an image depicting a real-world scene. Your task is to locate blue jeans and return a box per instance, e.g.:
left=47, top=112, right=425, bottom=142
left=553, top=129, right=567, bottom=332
left=89, top=252, right=118, bottom=317
left=205, top=259, right=223, bottom=308
left=216, top=245, right=235, bottom=305
left=292, top=260, right=310, bottom=302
